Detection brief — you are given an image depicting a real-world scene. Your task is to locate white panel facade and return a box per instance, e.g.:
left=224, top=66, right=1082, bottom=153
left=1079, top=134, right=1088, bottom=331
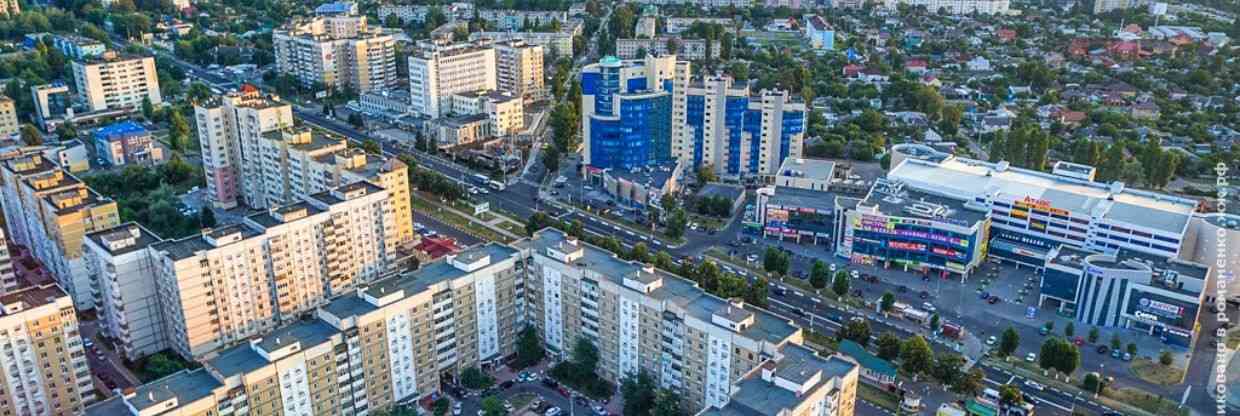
left=541, top=268, right=564, bottom=351
left=474, top=271, right=499, bottom=360
left=276, top=358, right=313, bottom=416
left=706, top=333, right=732, bottom=409
left=618, top=296, right=640, bottom=378
left=387, top=309, right=418, bottom=401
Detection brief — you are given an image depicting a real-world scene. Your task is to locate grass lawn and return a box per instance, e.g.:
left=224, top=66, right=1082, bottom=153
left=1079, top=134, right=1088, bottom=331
left=509, top=392, right=538, bottom=412
left=858, top=383, right=902, bottom=413
left=412, top=191, right=514, bottom=243
left=1103, top=387, right=1190, bottom=416
left=1227, top=329, right=1240, bottom=349
left=1128, top=358, right=1185, bottom=386
left=804, top=330, right=839, bottom=354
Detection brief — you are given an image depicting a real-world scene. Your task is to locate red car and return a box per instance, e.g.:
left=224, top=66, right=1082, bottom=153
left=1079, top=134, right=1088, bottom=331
left=1073, top=336, right=1085, bottom=346
left=557, top=386, right=570, bottom=397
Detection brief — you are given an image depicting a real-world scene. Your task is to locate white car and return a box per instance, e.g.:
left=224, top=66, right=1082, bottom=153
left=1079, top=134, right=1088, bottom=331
left=1024, top=380, right=1045, bottom=391
left=922, top=302, right=937, bottom=313
left=986, top=336, right=997, bottom=346
left=453, top=402, right=462, bottom=415
left=545, top=406, right=562, bottom=416
left=1026, top=352, right=1037, bottom=362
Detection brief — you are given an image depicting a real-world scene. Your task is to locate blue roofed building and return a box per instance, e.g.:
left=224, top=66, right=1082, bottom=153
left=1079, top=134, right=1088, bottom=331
left=314, top=1, right=357, bottom=15
left=92, top=120, right=163, bottom=166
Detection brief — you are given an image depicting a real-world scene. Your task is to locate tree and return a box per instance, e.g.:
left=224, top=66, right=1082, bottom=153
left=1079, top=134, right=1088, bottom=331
left=514, top=326, right=545, bottom=368
left=1088, top=327, right=1100, bottom=344
left=142, top=352, right=187, bottom=379
left=932, top=353, right=965, bottom=386
left=168, top=110, right=190, bottom=152
left=1159, top=351, right=1173, bottom=366
left=1064, top=322, right=1075, bottom=338
left=998, top=384, right=1024, bottom=408
left=199, top=208, right=217, bottom=228
left=762, top=247, right=789, bottom=276
left=666, top=209, right=688, bottom=239
left=1127, top=342, right=1138, bottom=356
left=1082, top=372, right=1107, bottom=394
left=361, top=139, right=381, bottom=155
left=1038, top=338, right=1060, bottom=372
left=876, top=333, right=902, bottom=360
left=542, top=146, right=562, bottom=175
left=696, top=164, right=717, bottom=183
left=433, top=398, right=450, bottom=416
left=19, top=124, right=41, bottom=146
left=652, top=389, right=681, bottom=416
left=929, top=313, right=941, bottom=332
left=953, top=368, right=985, bottom=396
left=571, top=337, right=599, bottom=374
left=900, top=336, right=934, bottom=379
left=1111, top=334, right=1122, bottom=350
left=880, top=292, right=896, bottom=312
left=810, top=261, right=828, bottom=289
left=621, top=372, right=659, bottom=416
left=55, top=122, right=78, bottom=141
left=461, top=367, right=495, bottom=389
left=480, top=396, right=506, bottom=416
left=838, top=319, right=871, bottom=346
left=999, top=327, right=1020, bottom=358
left=1045, top=320, right=1055, bottom=332
left=348, top=113, right=366, bottom=129
left=745, top=277, right=768, bottom=307
left=630, top=242, right=650, bottom=263
left=832, top=270, right=850, bottom=298
left=142, top=96, right=155, bottom=120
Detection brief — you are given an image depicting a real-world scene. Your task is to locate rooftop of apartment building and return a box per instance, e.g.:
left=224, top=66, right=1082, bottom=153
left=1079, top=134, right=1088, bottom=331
left=77, top=50, right=150, bottom=65
left=889, top=156, right=1198, bottom=234
left=412, top=40, right=494, bottom=59
left=312, top=147, right=406, bottom=179
left=2, top=152, right=58, bottom=176
left=199, top=85, right=287, bottom=110
left=453, top=89, right=520, bottom=102
left=308, top=180, right=387, bottom=205
left=703, top=345, right=858, bottom=416
left=320, top=243, right=518, bottom=319
left=207, top=319, right=339, bottom=377
left=860, top=179, right=989, bottom=227
left=22, top=165, right=83, bottom=193
left=263, top=126, right=346, bottom=154
left=0, top=281, right=69, bottom=316
left=43, top=187, right=113, bottom=216
left=86, top=222, right=162, bottom=257
left=530, top=229, right=800, bottom=344
left=151, top=223, right=263, bottom=261
left=437, top=113, right=490, bottom=128
left=246, top=201, right=326, bottom=229
left=84, top=368, right=220, bottom=416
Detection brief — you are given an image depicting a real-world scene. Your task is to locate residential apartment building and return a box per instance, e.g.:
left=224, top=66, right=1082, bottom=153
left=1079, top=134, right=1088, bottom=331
left=674, top=75, right=807, bottom=179
left=477, top=9, right=567, bottom=31
left=70, top=52, right=161, bottom=112
left=495, top=40, right=546, bottom=101
left=616, top=37, right=721, bottom=60
left=82, top=223, right=168, bottom=361
left=471, top=31, right=574, bottom=57
left=30, top=83, right=73, bottom=132
left=193, top=86, right=295, bottom=210
left=85, top=242, right=524, bottom=416
left=52, top=34, right=107, bottom=59
left=448, top=91, right=524, bottom=136
left=885, top=0, right=1011, bottom=14
left=0, top=282, right=95, bottom=416
left=0, top=96, right=17, bottom=138
left=273, top=15, right=398, bottom=94
left=150, top=182, right=402, bottom=359
left=408, top=41, right=498, bottom=118
left=0, top=153, right=120, bottom=310
left=528, top=228, right=858, bottom=414
left=1093, top=0, right=1137, bottom=13
left=0, top=228, right=15, bottom=294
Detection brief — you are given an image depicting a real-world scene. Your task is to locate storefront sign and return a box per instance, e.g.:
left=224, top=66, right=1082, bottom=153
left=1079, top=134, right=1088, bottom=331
left=1133, top=311, right=1160, bottom=322
left=1016, top=196, right=1072, bottom=217
left=1139, top=298, right=1184, bottom=317
left=889, top=241, right=927, bottom=252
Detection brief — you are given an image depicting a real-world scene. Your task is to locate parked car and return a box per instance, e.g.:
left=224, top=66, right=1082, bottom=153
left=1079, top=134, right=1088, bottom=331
left=1097, top=345, right=1110, bottom=354
left=1073, top=336, right=1085, bottom=346
left=1111, top=349, right=1122, bottom=359
left=987, top=296, right=1001, bottom=304
left=1122, top=353, right=1132, bottom=361
left=574, top=396, right=589, bottom=406
left=500, top=380, right=514, bottom=389
left=922, top=302, right=936, bottom=312
left=1038, top=325, right=1050, bottom=336
left=453, top=402, right=462, bottom=415
left=986, top=336, right=997, bottom=346
left=1025, top=352, right=1036, bottom=362
left=545, top=406, right=562, bottom=416
left=919, top=291, right=930, bottom=299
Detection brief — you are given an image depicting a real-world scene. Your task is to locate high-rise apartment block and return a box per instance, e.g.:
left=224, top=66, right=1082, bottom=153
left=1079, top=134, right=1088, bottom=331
left=0, top=152, right=119, bottom=310
left=677, top=75, right=807, bottom=178
left=195, top=88, right=413, bottom=243
left=194, top=86, right=295, bottom=209
left=0, top=281, right=94, bottom=416
left=527, top=228, right=859, bottom=414
left=409, top=41, right=498, bottom=118
left=150, top=182, right=403, bottom=359
left=273, top=15, right=398, bottom=94
left=1093, top=0, right=1137, bottom=13
left=0, top=228, right=15, bottom=294
left=70, top=52, right=161, bottom=112
left=0, top=0, right=17, bottom=17
left=0, top=96, right=17, bottom=139
left=495, top=40, right=546, bottom=101
left=86, top=242, right=524, bottom=416
left=82, top=223, right=167, bottom=361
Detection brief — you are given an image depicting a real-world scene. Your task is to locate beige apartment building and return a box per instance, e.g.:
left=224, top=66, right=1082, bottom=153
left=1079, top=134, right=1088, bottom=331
left=0, top=152, right=119, bottom=309
left=528, top=228, right=859, bottom=415
left=0, top=96, right=17, bottom=138
left=84, top=242, right=524, bottom=416
left=82, top=223, right=168, bottom=361
left=0, top=0, right=19, bottom=17
left=0, top=282, right=95, bottom=416
left=274, top=15, right=397, bottom=94
left=151, top=182, right=402, bottom=359
left=409, top=41, right=498, bottom=117
left=448, top=90, right=525, bottom=136
left=71, top=52, right=161, bottom=112
left=495, top=40, right=546, bottom=101
left=194, top=86, right=295, bottom=209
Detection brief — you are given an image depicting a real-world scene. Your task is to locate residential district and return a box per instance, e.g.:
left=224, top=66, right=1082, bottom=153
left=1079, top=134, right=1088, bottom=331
left=0, top=0, right=1236, bottom=415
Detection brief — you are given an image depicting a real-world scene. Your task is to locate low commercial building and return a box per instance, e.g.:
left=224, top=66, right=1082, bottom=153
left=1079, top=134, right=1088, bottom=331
left=1040, top=246, right=1206, bottom=347
left=756, top=186, right=848, bottom=246
left=92, top=121, right=164, bottom=166
left=528, top=229, right=858, bottom=414
left=841, top=178, right=990, bottom=278
left=431, top=114, right=490, bottom=149
left=354, top=89, right=415, bottom=118
left=85, top=243, right=524, bottom=416
left=592, top=161, right=682, bottom=209
left=774, top=157, right=837, bottom=192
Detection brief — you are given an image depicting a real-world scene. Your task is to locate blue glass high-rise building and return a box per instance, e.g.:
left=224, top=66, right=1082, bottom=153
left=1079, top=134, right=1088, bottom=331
left=676, top=75, right=807, bottom=179
left=581, top=55, right=684, bottom=171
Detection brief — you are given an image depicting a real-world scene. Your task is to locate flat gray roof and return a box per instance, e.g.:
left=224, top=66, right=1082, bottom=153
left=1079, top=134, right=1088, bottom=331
left=723, top=345, right=856, bottom=415
left=151, top=224, right=262, bottom=261
left=777, top=157, right=836, bottom=181
left=86, top=222, right=162, bottom=256
left=863, top=186, right=987, bottom=227
left=122, top=369, right=221, bottom=414
left=767, top=187, right=838, bottom=214
left=208, top=319, right=339, bottom=377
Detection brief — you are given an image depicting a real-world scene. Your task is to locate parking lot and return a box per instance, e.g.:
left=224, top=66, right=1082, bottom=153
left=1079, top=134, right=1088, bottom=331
left=448, top=361, right=621, bottom=416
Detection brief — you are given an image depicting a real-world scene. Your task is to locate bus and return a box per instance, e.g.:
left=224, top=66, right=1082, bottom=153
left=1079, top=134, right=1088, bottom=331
left=487, top=180, right=505, bottom=191
left=472, top=174, right=489, bottom=184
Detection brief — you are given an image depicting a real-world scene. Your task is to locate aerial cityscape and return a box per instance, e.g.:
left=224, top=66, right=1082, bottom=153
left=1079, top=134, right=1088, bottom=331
left=0, top=0, right=1235, bottom=415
